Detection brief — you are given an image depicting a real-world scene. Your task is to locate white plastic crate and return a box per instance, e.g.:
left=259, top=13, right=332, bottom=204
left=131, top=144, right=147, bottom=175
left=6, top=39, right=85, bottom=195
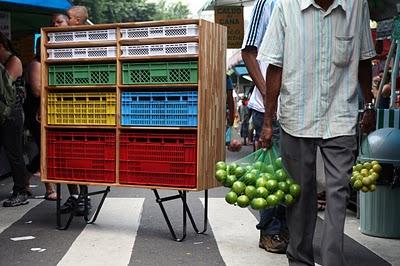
left=47, top=47, right=117, bottom=59
left=48, top=29, right=116, bottom=43
left=121, top=43, right=198, bottom=57
left=121, top=24, right=198, bottom=40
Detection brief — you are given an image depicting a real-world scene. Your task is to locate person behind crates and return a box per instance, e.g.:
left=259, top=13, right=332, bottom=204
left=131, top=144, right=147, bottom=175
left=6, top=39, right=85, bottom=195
left=258, top=0, right=376, bottom=265
left=0, top=32, right=32, bottom=207
left=59, top=6, right=92, bottom=215
left=67, top=5, right=89, bottom=26
left=241, top=0, right=288, bottom=254
left=24, top=14, right=69, bottom=201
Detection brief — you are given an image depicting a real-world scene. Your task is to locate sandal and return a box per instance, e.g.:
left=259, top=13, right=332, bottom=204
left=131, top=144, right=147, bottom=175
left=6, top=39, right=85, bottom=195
left=317, top=191, right=326, bottom=211
left=44, top=191, right=58, bottom=201
left=317, top=200, right=326, bottom=211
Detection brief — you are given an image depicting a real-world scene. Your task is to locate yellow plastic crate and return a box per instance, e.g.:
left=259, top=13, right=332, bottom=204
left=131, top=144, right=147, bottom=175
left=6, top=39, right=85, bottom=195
left=47, top=92, right=116, bottom=125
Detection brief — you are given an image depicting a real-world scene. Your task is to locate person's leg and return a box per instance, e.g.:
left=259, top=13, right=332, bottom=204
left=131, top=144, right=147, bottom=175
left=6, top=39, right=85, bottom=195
left=2, top=107, right=31, bottom=207
left=252, top=111, right=286, bottom=253
left=280, top=129, right=318, bottom=266
left=319, top=135, right=356, bottom=266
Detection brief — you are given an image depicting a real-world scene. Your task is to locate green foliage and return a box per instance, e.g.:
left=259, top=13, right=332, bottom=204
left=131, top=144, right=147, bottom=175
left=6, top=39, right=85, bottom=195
left=71, top=0, right=190, bottom=23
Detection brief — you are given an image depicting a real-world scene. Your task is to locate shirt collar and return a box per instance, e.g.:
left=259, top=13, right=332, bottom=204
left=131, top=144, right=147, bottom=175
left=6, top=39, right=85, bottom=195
left=300, top=0, right=347, bottom=13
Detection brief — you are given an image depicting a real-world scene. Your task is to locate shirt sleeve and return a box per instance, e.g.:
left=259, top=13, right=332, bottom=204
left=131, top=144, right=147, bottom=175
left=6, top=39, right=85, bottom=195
left=360, top=0, right=377, bottom=60
left=257, top=0, right=285, bottom=67
left=242, top=0, right=274, bottom=49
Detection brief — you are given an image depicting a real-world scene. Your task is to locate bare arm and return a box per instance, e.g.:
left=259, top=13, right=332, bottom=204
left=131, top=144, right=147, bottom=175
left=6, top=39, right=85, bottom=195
left=358, top=59, right=375, bottom=134
left=259, top=64, right=282, bottom=148
left=5, top=56, right=22, bottom=81
left=242, top=46, right=266, bottom=99
left=28, top=61, right=41, bottom=98
left=227, top=90, right=235, bottom=127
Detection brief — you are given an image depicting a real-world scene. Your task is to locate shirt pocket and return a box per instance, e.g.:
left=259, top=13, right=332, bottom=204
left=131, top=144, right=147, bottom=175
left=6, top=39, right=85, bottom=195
left=333, top=36, right=354, bottom=67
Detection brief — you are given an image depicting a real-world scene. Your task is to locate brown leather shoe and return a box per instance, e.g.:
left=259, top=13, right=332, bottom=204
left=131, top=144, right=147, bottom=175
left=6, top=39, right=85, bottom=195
left=259, top=234, right=287, bottom=254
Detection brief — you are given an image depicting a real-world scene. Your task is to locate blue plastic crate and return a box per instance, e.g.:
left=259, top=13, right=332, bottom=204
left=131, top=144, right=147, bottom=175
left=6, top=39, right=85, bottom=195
left=121, top=91, right=198, bottom=127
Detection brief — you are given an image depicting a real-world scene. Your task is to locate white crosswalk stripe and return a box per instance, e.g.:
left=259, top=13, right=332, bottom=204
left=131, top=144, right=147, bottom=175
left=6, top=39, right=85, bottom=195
left=57, top=198, right=145, bottom=266
left=0, top=199, right=43, bottom=234
left=201, top=198, right=288, bottom=266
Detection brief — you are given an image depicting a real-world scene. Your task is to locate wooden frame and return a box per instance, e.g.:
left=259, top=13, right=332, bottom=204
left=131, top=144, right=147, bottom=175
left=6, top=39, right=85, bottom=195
left=40, top=19, right=227, bottom=191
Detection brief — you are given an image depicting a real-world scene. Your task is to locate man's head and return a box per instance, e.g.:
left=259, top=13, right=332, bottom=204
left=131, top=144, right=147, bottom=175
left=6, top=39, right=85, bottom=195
left=52, top=13, right=69, bottom=27
left=67, top=6, right=88, bottom=26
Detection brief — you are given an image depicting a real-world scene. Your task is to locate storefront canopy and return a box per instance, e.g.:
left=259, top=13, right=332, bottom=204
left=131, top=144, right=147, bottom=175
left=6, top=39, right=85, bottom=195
left=0, top=0, right=71, bottom=12
left=0, top=0, right=72, bottom=33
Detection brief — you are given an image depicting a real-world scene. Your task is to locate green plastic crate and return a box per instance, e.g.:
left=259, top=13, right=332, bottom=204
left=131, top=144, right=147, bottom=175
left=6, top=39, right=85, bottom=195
left=49, top=64, right=116, bottom=86
left=122, top=61, right=198, bottom=84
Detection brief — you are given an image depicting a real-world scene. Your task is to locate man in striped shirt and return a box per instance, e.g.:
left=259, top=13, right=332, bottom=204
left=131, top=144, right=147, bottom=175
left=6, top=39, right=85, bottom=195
left=242, top=0, right=288, bottom=254
left=258, top=0, right=376, bottom=265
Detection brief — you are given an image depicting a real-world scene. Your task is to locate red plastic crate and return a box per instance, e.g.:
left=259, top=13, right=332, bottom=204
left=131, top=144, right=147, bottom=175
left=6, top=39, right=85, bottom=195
left=46, top=130, right=116, bottom=183
left=119, top=131, right=197, bottom=188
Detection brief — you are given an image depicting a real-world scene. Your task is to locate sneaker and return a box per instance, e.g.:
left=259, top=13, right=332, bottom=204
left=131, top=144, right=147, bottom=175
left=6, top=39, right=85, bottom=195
left=75, top=197, right=91, bottom=216
left=60, top=196, right=77, bottom=214
left=3, top=192, right=29, bottom=207
left=259, top=234, right=287, bottom=254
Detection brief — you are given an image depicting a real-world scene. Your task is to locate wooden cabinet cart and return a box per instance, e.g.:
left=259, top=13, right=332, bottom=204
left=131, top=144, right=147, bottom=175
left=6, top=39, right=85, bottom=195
left=40, top=19, right=227, bottom=240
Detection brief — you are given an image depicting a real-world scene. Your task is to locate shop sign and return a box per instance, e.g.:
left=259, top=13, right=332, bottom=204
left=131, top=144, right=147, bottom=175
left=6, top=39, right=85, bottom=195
left=0, top=11, right=11, bottom=40
left=214, top=6, right=244, bottom=49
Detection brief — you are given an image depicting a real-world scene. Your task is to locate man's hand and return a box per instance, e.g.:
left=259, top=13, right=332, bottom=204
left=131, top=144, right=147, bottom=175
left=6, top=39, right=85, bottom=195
left=259, top=124, right=273, bottom=149
left=360, top=110, right=376, bottom=134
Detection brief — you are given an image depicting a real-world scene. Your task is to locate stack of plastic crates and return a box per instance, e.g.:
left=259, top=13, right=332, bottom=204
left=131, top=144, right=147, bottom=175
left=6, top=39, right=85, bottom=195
left=119, top=23, right=199, bottom=187
left=46, top=28, right=118, bottom=183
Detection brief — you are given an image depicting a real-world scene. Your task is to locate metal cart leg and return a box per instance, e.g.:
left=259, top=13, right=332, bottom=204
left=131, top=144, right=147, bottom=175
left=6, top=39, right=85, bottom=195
left=153, top=189, right=209, bottom=242
left=56, top=184, right=110, bottom=230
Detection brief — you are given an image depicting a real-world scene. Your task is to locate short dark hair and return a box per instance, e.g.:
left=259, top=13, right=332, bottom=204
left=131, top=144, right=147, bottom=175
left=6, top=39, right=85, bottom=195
left=0, top=32, right=17, bottom=55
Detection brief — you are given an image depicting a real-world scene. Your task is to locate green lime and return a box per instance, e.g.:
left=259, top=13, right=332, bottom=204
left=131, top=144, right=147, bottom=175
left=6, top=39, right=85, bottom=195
left=255, top=177, right=268, bottom=188
left=256, top=187, right=269, bottom=198
left=264, top=164, right=275, bottom=174
left=245, top=185, right=257, bottom=200
left=275, top=157, right=283, bottom=169
left=274, top=190, right=285, bottom=203
left=251, top=197, right=268, bottom=210
left=234, top=166, right=246, bottom=177
left=266, top=194, right=279, bottom=207
left=275, top=169, right=288, bottom=182
left=215, top=169, right=227, bottom=183
left=278, top=181, right=289, bottom=193
left=289, top=184, right=301, bottom=199
left=284, top=194, right=294, bottom=206
left=216, top=161, right=227, bottom=171
left=353, top=180, right=363, bottom=190
left=265, top=179, right=278, bottom=192
left=244, top=172, right=257, bottom=186
left=231, top=181, right=246, bottom=195
left=225, top=191, right=238, bottom=204
left=253, top=161, right=263, bottom=170
left=224, top=175, right=237, bottom=188
left=236, top=195, right=250, bottom=208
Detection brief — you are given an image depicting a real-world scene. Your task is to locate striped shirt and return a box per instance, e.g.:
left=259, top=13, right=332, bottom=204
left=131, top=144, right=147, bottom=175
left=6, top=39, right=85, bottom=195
left=242, top=0, right=276, bottom=113
left=258, top=0, right=376, bottom=139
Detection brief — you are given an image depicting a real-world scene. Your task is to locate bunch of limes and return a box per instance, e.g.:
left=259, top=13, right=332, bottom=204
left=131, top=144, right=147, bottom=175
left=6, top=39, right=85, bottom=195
left=215, top=158, right=301, bottom=210
left=350, top=160, right=382, bottom=193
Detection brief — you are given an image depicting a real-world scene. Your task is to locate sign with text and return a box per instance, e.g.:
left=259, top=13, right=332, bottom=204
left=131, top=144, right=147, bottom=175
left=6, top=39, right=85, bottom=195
left=214, top=6, right=244, bottom=49
left=0, top=11, right=11, bottom=40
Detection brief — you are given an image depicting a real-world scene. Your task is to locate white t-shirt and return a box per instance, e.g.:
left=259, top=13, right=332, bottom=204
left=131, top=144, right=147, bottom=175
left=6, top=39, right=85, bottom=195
left=242, top=0, right=276, bottom=113
left=247, top=61, right=267, bottom=113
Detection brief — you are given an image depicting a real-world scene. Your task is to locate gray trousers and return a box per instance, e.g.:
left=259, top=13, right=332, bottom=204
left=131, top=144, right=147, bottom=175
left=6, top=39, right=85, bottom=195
left=280, top=129, right=357, bottom=266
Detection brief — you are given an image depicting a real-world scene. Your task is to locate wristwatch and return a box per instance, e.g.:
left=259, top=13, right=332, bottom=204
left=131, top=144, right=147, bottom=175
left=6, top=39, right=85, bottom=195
left=363, top=102, right=376, bottom=111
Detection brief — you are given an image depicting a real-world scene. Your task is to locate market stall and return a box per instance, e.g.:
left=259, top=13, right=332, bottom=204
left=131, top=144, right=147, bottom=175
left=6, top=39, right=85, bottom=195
left=40, top=19, right=227, bottom=240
